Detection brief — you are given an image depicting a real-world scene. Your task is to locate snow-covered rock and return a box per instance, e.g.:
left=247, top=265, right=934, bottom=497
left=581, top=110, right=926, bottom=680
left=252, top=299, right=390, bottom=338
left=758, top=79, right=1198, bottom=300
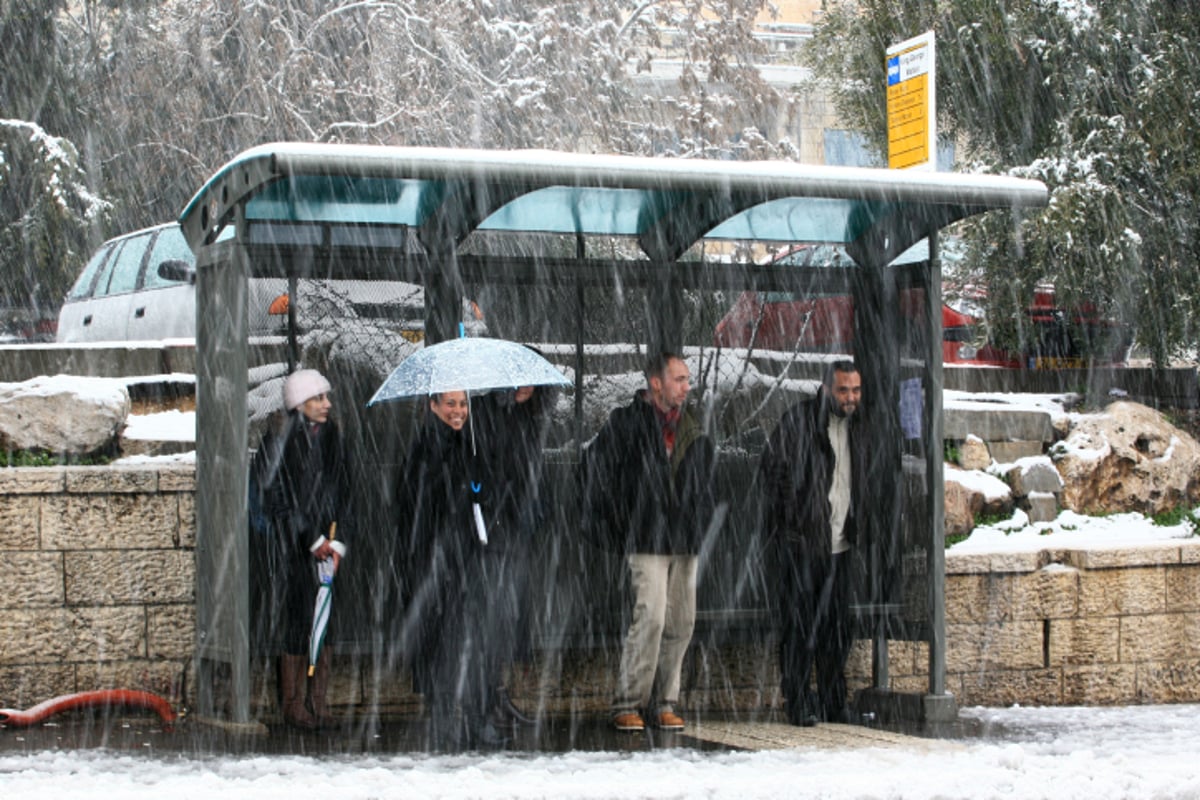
left=944, top=465, right=1013, bottom=537
left=0, top=375, right=129, bottom=454
left=1051, top=401, right=1200, bottom=515
left=957, top=434, right=991, bottom=470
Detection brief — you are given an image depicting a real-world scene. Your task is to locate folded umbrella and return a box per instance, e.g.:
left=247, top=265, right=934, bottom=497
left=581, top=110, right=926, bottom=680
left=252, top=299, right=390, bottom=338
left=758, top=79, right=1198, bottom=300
left=308, top=522, right=337, bottom=677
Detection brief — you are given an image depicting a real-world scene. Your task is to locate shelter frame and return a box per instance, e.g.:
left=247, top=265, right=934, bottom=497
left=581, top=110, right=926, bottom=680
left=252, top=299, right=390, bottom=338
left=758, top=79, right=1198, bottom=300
left=180, top=144, right=1047, bottom=726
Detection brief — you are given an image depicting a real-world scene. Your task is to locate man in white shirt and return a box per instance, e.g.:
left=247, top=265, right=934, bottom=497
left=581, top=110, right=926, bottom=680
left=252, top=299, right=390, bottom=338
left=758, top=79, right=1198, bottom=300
left=759, top=360, right=866, bottom=726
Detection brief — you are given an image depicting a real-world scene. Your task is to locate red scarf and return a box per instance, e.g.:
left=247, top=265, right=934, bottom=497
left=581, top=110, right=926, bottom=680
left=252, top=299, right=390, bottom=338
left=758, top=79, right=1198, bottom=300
left=654, top=404, right=681, bottom=456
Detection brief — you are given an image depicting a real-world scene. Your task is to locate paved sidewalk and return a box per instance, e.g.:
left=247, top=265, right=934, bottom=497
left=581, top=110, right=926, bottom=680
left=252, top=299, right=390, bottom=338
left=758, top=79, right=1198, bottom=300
left=687, top=718, right=963, bottom=752
left=0, top=708, right=959, bottom=757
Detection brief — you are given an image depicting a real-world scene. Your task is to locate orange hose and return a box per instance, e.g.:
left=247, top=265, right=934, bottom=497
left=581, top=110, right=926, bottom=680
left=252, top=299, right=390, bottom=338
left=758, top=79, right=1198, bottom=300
left=0, top=689, right=177, bottom=731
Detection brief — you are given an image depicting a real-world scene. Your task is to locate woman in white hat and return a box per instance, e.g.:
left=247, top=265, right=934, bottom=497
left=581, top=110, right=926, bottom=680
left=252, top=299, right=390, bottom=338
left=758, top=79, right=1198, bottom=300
left=251, top=368, right=352, bottom=730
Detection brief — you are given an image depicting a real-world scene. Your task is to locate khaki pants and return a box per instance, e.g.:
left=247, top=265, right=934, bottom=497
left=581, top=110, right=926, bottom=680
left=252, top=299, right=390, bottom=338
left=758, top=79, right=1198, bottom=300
left=612, top=553, right=698, bottom=715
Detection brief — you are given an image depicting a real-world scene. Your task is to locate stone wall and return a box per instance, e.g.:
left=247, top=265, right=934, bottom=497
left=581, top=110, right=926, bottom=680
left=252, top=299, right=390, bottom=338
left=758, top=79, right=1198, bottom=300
left=4, top=463, right=1199, bottom=717
left=933, top=543, right=1200, bottom=707
left=0, top=464, right=195, bottom=710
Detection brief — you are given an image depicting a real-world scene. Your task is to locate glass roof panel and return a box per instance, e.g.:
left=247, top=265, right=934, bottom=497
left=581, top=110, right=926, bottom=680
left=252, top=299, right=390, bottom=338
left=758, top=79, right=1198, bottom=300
left=245, top=176, right=444, bottom=226
left=477, top=186, right=676, bottom=236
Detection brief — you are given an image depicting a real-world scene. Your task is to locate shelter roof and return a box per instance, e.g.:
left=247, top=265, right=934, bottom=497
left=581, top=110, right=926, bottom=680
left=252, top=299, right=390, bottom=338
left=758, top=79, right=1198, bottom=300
left=179, top=143, right=1046, bottom=270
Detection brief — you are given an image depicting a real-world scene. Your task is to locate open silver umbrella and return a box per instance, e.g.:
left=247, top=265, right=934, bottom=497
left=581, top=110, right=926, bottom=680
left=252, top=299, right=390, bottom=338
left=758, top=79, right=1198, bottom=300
left=366, top=337, right=570, bottom=405
left=308, top=522, right=337, bottom=677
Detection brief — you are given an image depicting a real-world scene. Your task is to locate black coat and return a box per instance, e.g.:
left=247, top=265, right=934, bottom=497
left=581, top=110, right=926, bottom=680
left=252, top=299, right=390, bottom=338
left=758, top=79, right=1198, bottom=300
left=758, top=389, right=871, bottom=561
left=250, top=412, right=353, bottom=654
left=581, top=393, right=717, bottom=555
left=472, top=388, right=553, bottom=552
left=395, top=414, right=497, bottom=686
left=396, top=416, right=495, bottom=585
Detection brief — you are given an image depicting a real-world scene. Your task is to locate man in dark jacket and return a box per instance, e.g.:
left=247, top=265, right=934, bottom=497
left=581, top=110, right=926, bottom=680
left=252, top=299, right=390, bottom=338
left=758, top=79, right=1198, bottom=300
left=582, top=352, right=716, bottom=733
left=472, top=382, right=556, bottom=727
left=759, top=359, right=868, bottom=726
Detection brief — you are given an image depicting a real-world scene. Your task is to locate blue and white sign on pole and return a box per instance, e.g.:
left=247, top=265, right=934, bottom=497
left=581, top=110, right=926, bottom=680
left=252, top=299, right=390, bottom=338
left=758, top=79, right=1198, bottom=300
left=886, top=30, right=936, bottom=171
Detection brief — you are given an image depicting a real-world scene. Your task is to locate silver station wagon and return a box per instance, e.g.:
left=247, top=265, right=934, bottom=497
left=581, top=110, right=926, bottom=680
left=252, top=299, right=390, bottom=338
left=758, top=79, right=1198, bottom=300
left=56, top=223, right=481, bottom=343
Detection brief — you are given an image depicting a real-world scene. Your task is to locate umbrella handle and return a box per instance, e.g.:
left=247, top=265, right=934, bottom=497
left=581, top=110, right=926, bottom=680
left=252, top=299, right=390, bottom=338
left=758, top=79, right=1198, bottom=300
left=329, top=521, right=337, bottom=541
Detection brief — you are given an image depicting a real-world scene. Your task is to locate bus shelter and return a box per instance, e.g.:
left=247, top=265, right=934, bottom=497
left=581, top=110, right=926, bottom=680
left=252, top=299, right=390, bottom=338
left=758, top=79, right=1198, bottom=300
left=179, top=144, right=1047, bottom=726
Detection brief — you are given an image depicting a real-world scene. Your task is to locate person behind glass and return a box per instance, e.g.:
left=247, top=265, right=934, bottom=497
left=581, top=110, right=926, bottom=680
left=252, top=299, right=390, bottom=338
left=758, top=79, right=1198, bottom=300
left=581, top=352, right=716, bottom=733
left=758, top=359, right=867, bottom=726
left=395, top=389, right=502, bottom=750
left=251, top=368, right=351, bottom=730
left=472, top=381, right=556, bottom=728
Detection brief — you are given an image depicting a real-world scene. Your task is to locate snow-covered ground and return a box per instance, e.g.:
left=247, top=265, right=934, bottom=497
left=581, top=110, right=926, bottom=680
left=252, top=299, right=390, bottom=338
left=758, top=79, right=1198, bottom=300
left=79, top=385, right=1200, bottom=798
left=3, top=703, right=1199, bottom=799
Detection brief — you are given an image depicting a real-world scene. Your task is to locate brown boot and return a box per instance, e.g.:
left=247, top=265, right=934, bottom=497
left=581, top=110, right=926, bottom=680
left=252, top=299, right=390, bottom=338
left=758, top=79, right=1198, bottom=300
left=279, top=654, right=316, bottom=729
left=308, top=648, right=336, bottom=729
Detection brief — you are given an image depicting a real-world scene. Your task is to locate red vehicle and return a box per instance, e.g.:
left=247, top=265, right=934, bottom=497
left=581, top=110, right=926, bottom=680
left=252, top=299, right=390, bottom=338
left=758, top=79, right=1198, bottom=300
left=712, top=288, right=986, bottom=363
left=712, top=246, right=1131, bottom=367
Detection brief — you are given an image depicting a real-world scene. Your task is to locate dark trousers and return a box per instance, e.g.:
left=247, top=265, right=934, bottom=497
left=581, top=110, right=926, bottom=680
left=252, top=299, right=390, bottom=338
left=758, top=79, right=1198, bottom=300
left=777, top=550, right=855, bottom=721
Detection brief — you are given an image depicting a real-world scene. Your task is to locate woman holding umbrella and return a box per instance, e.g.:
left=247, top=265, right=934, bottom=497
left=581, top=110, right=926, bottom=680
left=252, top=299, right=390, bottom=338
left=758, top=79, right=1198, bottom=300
left=395, top=389, right=503, bottom=750
left=251, top=369, right=352, bottom=730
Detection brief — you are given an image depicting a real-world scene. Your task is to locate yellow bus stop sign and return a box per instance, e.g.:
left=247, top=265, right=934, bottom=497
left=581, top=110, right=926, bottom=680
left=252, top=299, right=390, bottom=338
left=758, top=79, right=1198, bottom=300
left=887, top=31, right=936, bottom=171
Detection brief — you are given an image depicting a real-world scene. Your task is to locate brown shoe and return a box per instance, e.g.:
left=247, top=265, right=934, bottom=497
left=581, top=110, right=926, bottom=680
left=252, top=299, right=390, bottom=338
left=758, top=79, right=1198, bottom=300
left=655, top=710, right=685, bottom=730
left=612, top=712, right=645, bottom=732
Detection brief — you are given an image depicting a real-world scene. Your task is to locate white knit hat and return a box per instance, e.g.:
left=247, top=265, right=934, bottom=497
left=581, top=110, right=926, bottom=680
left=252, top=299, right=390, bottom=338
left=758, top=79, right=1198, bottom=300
left=283, top=369, right=332, bottom=411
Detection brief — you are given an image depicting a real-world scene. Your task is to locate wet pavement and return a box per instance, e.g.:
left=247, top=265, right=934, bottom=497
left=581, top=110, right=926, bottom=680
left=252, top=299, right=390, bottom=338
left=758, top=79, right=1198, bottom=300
left=0, top=708, right=972, bottom=758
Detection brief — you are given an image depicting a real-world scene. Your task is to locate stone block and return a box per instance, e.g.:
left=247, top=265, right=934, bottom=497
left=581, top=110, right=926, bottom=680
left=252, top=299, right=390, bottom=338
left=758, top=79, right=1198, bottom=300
left=988, top=441, right=1044, bottom=463
left=68, top=606, right=147, bottom=660
left=0, top=664, right=75, bottom=708
left=6, top=552, right=64, bottom=607
left=158, top=466, right=197, bottom=492
left=1166, top=566, right=1200, bottom=612
left=42, top=494, right=178, bottom=550
left=65, top=466, right=157, bottom=494
left=1048, top=617, right=1118, bottom=666
left=945, top=553, right=994, bottom=575
left=1068, top=545, right=1182, bottom=569
left=957, top=436, right=991, bottom=470
left=1062, top=664, right=1137, bottom=704
left=1079, top=567, right=1166, bottom=616
left=147, top=604, right=195, bottom=659
left=689, top=642, right=775, bottom=693
left=65, top=550, right=194, bottom=605
left=850, top=639, right=926, bottom=678
left=986, top=551, right=1045, bottom=574
left=0, top=467, right=64, bottom=494
left=947, top=620, right=1044, bottom=672
left=943, top=407, right=1054, bottom=443
left=1120, top=613, right=1200, bottom=662
left=0, top=609, right=142, bottom=666
left=1180, top=541, right=1200, bottom=565
left=177, top=493, right=195, bottom=548
left=1136, top=660, right=1200, bottom=704
left=1005, top=458, right=1064, bottom=496
left=844, top=640, right=872, bottom=680
left=956, top=668, right=1063, bottom=707
left=945, top=573, right=1014, bottom=624
left=0, top=495, right=40, bottom=549
left=354, top=666, right=423, bottom=709
left=888, top=674, right=932, bottom=696
left=1024, top=492, right=1059, bottom=523
left=324, top=654, right=365, bottom=709
left=0, top=608, right=71, bottom=664
left=1010, top=566, right=1079, bottom=619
